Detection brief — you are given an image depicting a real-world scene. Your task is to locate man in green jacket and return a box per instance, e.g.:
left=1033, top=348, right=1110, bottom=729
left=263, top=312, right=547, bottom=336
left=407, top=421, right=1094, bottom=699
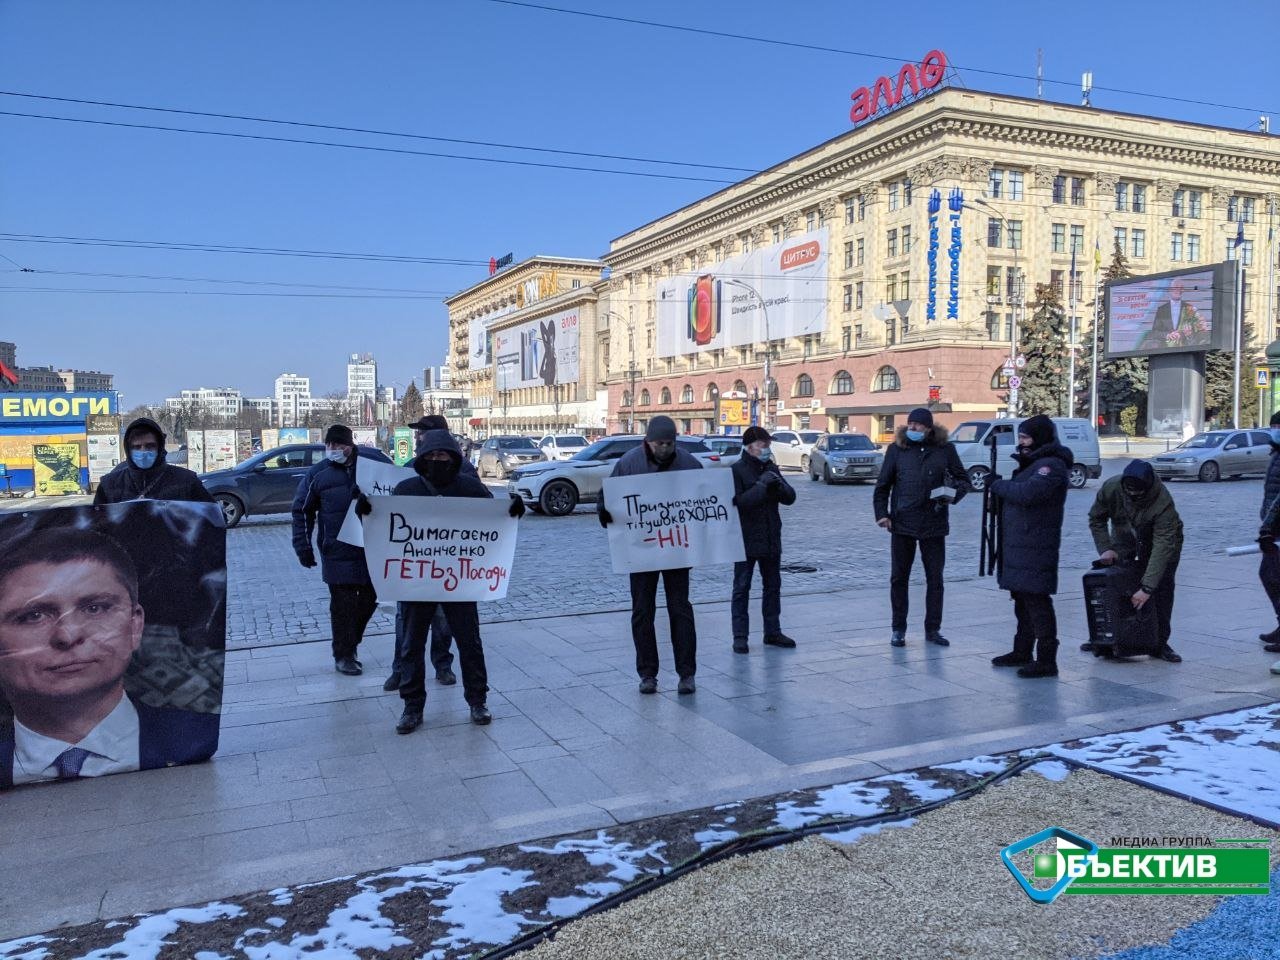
left=1086, top=459, right=1184, bottom=663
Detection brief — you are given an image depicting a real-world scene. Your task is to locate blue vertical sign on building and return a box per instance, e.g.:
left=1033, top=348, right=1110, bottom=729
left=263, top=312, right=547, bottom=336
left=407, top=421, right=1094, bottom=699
left=947, top=188, right=964, bottom=320
left=926, top=189, right=941, bottom=322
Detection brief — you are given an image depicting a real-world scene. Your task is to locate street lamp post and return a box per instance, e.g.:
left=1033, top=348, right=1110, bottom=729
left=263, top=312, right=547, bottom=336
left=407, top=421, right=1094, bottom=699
left=604, top=309, right=640, bottom=433
left=970, top=196, right=1024, bottom=416
left=721, top=278, right=773, bottom=428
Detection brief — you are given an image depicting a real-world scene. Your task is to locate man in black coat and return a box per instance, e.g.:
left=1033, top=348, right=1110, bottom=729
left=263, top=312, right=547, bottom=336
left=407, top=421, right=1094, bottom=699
left=988, top=415, right=1072, bottom=678
left=291, top=424, right=391, bottom=676
left=1256, top=411, right=1280, bottom=650
left=872, top=407, right=970, bottom=647
left=93, top=417, right=213, bottom=506
left=730, top=426, right=797, bottom=653
left=376, top=429, right=525, bottom=734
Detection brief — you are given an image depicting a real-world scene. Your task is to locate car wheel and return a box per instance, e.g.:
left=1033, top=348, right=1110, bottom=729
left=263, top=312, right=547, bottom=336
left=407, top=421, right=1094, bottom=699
left=823, top=465, right=832, bottom=485
left=495, top=461, right=508, bottom=480
left=800, top=454, right=810, bottom=472
left=214, top=493, right=244, bottom=528
left=1198, top=460, right=1220, bottom=483
left=1068, top=464, right=1087, bottom=489
left=809, top=464, right=820, bottom=481
left=967, top=466, right=990, bottom=491
left=539, top=480, right=578, bottom=517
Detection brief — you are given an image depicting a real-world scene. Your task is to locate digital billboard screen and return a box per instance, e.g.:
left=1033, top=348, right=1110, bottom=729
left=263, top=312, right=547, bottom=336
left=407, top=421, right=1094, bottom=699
left=1105, top=263, right=1237, bottom=359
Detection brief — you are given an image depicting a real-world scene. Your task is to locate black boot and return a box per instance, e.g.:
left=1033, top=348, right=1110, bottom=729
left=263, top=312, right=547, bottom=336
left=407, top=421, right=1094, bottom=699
left=992, top=633, right=1034, bottom=667
left=1260, top=626, right=1280, bottom=644
left=1017, top=638, right=1059, bottom=678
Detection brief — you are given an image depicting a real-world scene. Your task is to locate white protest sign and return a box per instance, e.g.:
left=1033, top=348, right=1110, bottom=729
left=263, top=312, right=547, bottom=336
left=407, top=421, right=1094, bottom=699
left=337, top=457, right=418, bottom=547
left=603, top=469, right=745, bottom=574
left=361, top=495, right=518, bottom=601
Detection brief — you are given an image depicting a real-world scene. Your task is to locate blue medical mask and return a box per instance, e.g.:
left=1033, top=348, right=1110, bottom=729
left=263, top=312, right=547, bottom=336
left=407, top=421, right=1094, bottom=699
left=905, top=430, right=925, bottom=443
left=757, top=446, right=774, bottom=463
left=326, top=449, right=348, bottom=463
left=1271, top=428, right=1280, bottom=444
left=130, top=449, right=158, bottom=469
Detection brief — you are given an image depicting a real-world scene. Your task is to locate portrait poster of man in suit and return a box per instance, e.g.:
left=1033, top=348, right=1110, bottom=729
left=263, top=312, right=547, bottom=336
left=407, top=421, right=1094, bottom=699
left=1135, top=275, right=1213, bottom=352
left=0, top=501, right=225, bottom=788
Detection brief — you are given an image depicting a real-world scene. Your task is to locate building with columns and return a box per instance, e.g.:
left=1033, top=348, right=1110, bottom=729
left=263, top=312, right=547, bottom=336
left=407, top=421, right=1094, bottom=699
left=596, top=86, right=1280, bottom=439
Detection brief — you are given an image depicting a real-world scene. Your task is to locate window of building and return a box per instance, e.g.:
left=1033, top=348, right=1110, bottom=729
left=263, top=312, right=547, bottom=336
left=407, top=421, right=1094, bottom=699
left=805, top=210, right=817, bottom=232
left=1114, top=226, right=1128, bottom=251
left=887, top=182, right=899, bottom=211
left=1132, top=184, right=1146, bottom=213
left=858, top=195, right=866, bottom=221
left=817, top=205, right=827, bottom=227
left=767, top=381, right=779, bottom=400
left=988, top=168, right=1003, bottom=199
left=886, top=276, right=898, bottom=302
left=660, top=386, right=672, bottom=404
left=1051, top=223, right=1066, bottom=253
left=901, top=225, right=912, bottom=254
left=1008, top=221, right=1023, bottom=250
left=844, top=240, right=853, bottom=269
left=1172, top=189, right=1186, bottom=218
left=681, top=384, right=694, bottom=403
left=842, top=283, right=853, bottom=312
left=772, top=224, right=782, bottom=244
left=1114, top=182, right=1128, bottom=212
left=1009, top=170, right=1024, bottom=201
left=887, top=228, right=898, bottom=257
left=1052, top=175, right=1066, bottom=204
left=1070, top=224, right=1084, bottom=254
left=901, top=270, right=910, bottom=299
left=1228, top=238, right=1255, bottom=266
left=991, top=366, right=1012, bottom=390
left=856, top=238, right=865, bottom=265
left=1131, top=228, right=1145, bottom=258
left=987, top=265, right=1002, bottom=297
left=872, top=366, right=901, bottom=392
left=1187, top=233, right=1201, bottom=261
left=903, top=179, right=913, bottom=206
left=732, top=379, right=747, bottom=394
left=1171, top=233, right=1183, bottom=261
left=1188, top=190, right=1202, bottom=218
left=844, top=197, right=856, bottom=224
left=639, top=389, right=651, bottom=405
left=855, top=281, right=864, bottom=309
left=831, top=370, right=853, bottom=394
left=884, top=317, right=896, bottom=346
left=1071, top=177, right=1085, bottom=205
left=1069, top=270, right=1083, bottom=303
left=1006, top=266, right=1022, bottom=302
left=1228, top=196, right=1256, bottom=223
left=622, top=390, right=632, bottom=408
left=706, top=383, right=719, bottom=402
left=1050, top=269, right=1064, bottom=300
left=794, top=374, right=814, bottom=398
left=742, top=234, right=752, bottom=253
left=841, top=326, right=852, bottom=352
left=987, top=218, right=1002, bottom=248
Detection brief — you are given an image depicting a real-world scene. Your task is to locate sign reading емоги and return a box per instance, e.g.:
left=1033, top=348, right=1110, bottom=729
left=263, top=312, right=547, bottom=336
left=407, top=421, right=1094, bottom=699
left=602, top=470, right=746, bottom=574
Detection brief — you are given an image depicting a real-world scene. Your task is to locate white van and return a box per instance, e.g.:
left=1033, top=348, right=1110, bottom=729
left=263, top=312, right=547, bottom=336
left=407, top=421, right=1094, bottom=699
left=950, top=417, right=1101, bottom=490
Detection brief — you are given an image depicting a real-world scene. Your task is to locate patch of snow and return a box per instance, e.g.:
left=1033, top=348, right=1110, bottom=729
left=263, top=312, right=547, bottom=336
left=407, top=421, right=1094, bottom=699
left=0, top=935, right=53, bottom=960
left=193, top=953, right=232, bottom=960
left=72, top=903, right=245, bottom=960
left=264, top=918, right=286, bottom=929
left=722, top=815, right=737, bottom=824
left=869, top=771, right=955, bottom=804
left=543, top=895, right=599, bottom=918
left=577, top=881, right=622, bottom=898
left=266, top=888, right=293, bottom=907
left=822, top=818, right=918, bottom=845
left=692, top=828, right=740, bottom=850
left=519, top=832, right=668, bottom=882
left=932, top=755, right=1010, bottom=777
left=713, top=801, right=743, bottom=811
left=773, top=781, right=892, bottom=830
left=1028, top=760, right=1071, bottom=782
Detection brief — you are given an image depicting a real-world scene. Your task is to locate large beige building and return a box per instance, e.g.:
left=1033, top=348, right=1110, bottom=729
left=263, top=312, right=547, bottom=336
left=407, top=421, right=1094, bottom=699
left=594, top=86, right=1280, bottom=439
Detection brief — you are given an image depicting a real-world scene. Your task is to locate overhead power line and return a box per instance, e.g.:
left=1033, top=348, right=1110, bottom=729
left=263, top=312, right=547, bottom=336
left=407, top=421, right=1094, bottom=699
left=0, top=91, right=758, bottom=174
left=0, top=267, right=454, bottom=295
left=0, top=110, right=739, bottom=185
left=0, top=285, right=444, bottom=300
left=485, top=0, right=1278, bottom=118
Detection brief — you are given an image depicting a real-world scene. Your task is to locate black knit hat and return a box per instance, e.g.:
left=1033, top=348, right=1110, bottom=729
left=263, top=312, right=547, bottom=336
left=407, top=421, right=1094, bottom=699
left=645, top=415, right=678, bottom=441
left=324, top=424, right=354, bottom=446
left=1018, top=414, right=1055, bottom=448
left=1121, top=458, right=1155, bottom=495
left=907, top=407, right=934, bottom=429
left=742, top=425, right=771, bottom=445
left=1270, top=410, right=1280, bottom=427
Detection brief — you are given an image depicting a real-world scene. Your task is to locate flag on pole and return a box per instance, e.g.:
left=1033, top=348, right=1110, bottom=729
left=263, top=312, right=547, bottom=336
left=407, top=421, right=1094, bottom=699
left=1234, top=218, right=1246, bottom=250
left=0, top=360, right=17, bottom=386
left=1093, top=237, right=1102, bottom=271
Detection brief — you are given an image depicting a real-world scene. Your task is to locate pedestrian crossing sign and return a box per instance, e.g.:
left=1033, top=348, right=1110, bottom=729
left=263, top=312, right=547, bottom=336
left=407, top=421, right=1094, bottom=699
left=1258, top=370, right=1270, bottom=389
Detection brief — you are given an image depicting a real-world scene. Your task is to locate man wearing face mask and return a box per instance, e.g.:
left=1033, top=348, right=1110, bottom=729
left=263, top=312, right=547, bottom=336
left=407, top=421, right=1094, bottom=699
left=1086, top=459, right=1184, bottom=663
left=1255, top=413, right=1280, bottom=665
left=377, top=429, right=524, bottom=733
left=291, top=424, right=392, bottom=676
left=729, top=426, right=797, bottom=654
left=988, top=415, right=1072, bottom=678
left=872, top=407, right=970, bottom=648
left=93, top=417, right=213, bottom=505
left=598, top=416, right=704, bottom=695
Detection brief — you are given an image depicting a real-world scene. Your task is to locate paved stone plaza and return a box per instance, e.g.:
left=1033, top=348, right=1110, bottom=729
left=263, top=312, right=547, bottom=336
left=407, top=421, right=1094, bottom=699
left=2, top=454, right=1278, bottom=939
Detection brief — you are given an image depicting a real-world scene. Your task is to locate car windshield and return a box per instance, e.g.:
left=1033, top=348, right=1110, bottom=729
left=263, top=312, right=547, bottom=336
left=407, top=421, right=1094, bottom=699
left=827, top=435, right=875, bottom=451
left=1177, top=433, right=1226, bottom=449
left=572, top=439, right=614, bottom=461
left=951, top=422, right=988, bottom=444
left=497, top=437, right=537, bottom=450
left=799, top=432, right=821, bottom=444
left=555, top=436, right=587, bottom=447
left=679, top=439, right=711, bottom=453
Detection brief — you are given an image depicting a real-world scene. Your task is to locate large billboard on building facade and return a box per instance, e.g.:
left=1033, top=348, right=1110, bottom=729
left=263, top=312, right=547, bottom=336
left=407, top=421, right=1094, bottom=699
left=492, top=306, right=581, bottom=391
left=467, top=303, right=519, bottom=373
left=654, top=227, right=829, bottom=358
left=1105, top=263, right=1238, bottom=359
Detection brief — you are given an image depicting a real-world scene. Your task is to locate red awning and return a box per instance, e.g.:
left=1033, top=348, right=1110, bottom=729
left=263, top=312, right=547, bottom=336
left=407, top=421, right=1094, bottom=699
left=468, top=418, right=484, bottom=426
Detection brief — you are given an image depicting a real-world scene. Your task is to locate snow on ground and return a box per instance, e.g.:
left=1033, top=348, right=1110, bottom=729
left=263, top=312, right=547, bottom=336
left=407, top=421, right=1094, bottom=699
left=517, top=833, right=668, bottom=883
left=821, top=818, right=918, bottom=845
left=773, top=781, right=893, bottom=830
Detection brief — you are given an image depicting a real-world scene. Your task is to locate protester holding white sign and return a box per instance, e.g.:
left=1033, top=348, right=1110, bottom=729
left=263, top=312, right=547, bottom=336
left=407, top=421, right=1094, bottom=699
left=599, top=417, right=721, bottom=696
left=356, top=430, right=524, bottom=734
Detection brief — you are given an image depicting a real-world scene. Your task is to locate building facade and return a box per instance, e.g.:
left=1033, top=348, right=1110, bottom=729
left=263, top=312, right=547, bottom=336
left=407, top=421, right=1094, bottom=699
left=597, top=87, right=1280, bottom=439
left=446, top=256, right=607, bottom=436
left=346, top=353, right=378, bottom=421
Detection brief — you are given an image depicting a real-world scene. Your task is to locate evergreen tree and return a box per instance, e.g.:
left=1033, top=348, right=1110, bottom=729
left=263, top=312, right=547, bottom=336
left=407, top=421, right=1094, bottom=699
left=1017, top=282, right=1071, bottom=416
left=1076, top=240, right=1148, bottom=429
left=401, top=380, right=424, bottom=425
left=1205, top=316, right=1257, bottom=426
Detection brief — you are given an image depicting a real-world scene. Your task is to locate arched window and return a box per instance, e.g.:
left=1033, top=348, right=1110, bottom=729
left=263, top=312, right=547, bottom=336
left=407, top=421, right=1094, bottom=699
left=681, top=384, right=694, bottom=403
left=640, top=388, right=651, bottom=405
left=872, top=365, right=901, bottom=392
left=660, top=386, right=672, bottom=405
left=793, top=374, right=814, bottom=398
left=706, top=382, right=720, bottom=402
left=732, top=379, right=748, bottom=394
left=830, top=370, right=854, bottom=395
left=767, top=380, right=779, bottom=400
left=622, top=390, right=633, bottom=407
left=991, top=367, right=1011, bottom=390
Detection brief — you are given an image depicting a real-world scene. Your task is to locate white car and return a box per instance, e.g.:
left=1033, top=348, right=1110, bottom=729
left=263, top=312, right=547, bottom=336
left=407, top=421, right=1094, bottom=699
left=769, top=429, right=822, bottom=472
left=538, top=434, right=590, bottom=461
left=697, top=436, right=743, bottom=468
left=508, top=435, right=726, bottom=516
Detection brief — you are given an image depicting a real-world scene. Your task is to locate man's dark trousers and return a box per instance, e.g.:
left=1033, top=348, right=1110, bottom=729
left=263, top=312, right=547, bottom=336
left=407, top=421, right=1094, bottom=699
left=392, top=604, right=455, bottom=676
left=629, top=568, right=697, bottom=680
left=328, top=583, right=378, bottom=660
left=399, top=601, right=488, bottom=710
left=1151, top=560, right=1178, bottom=645
left=731, top=557, right=781, bottom=638
left=1012, top=591, right=1057, bottom=641
left=889, top=534, right=946, bottom=633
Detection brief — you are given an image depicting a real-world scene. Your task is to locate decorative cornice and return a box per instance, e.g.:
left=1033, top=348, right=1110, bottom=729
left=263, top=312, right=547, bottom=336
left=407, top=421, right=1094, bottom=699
left=1095, top=171, right=1119, bottom=193
left=1155, top=178, right=1176, bottom=202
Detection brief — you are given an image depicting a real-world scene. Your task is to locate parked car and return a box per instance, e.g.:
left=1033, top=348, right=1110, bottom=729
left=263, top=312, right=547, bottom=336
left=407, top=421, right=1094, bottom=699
left=697, top=435, right=743, bottom=467
left=477, top=436, right=548, bottom=478
left=199, top=443, right=387, bottom=528
left=508, top=435, right=719, bottom=516
left=808, top=433, right=884, bottom=484
left=768, top=429, right=822, bottom=471
left=537, top=434, right=590, bottom=461
left=1149, top=429, right=1273, bottom=482
left=951, top=417, right=1101, bottom=490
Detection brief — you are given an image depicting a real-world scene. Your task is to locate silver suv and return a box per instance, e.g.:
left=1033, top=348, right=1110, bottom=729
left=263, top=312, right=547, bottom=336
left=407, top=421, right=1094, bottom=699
left=508, top=436, right=721, bottom=516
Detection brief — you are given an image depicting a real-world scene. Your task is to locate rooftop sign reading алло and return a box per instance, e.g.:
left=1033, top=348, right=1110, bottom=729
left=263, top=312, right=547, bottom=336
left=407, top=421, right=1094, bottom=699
left=850, top=50, right=947, bottom=126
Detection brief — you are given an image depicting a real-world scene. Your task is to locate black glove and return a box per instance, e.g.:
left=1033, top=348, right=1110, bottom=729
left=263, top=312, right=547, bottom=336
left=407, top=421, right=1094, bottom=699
left=598, top=505, right=614, bottom=528
left=761, top=470, right=781, bottom=486
left=298, top=548, right=317, bottom=569
left=353, top=490, right=372, bottom=518
left=508, top=495, right=526, bottom=518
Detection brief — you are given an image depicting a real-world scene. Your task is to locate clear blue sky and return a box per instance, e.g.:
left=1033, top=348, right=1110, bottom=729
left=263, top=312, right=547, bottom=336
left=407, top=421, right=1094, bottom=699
left=2, top=0, right=1277, bottom=406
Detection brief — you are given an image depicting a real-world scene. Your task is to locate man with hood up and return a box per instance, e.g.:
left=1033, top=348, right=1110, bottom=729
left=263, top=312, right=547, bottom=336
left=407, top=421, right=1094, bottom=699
left=1087, top=459, right=1185, bottom=663
left=376, top=429, right=525, bottom=734
left=93, top=417, right=213, bottom=505
left=598, top=415, right=703, bottom=695
left=1255, top=412, right=1280, bottom=666
left=988, top=415, right=1072, bottom=679
left=872, top=407, right=971, bottom=648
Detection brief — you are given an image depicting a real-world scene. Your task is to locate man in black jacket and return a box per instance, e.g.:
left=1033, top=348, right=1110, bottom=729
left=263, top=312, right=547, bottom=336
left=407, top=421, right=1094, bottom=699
left=730, top=426, right=797, bottom=654
left=1257, top=411, right=1280, bottom=651
left=93, top=418, right=213, bottom=506
left=378, top=429, right=525, bottom=734
left=872, top=408, right=970, bottom=647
